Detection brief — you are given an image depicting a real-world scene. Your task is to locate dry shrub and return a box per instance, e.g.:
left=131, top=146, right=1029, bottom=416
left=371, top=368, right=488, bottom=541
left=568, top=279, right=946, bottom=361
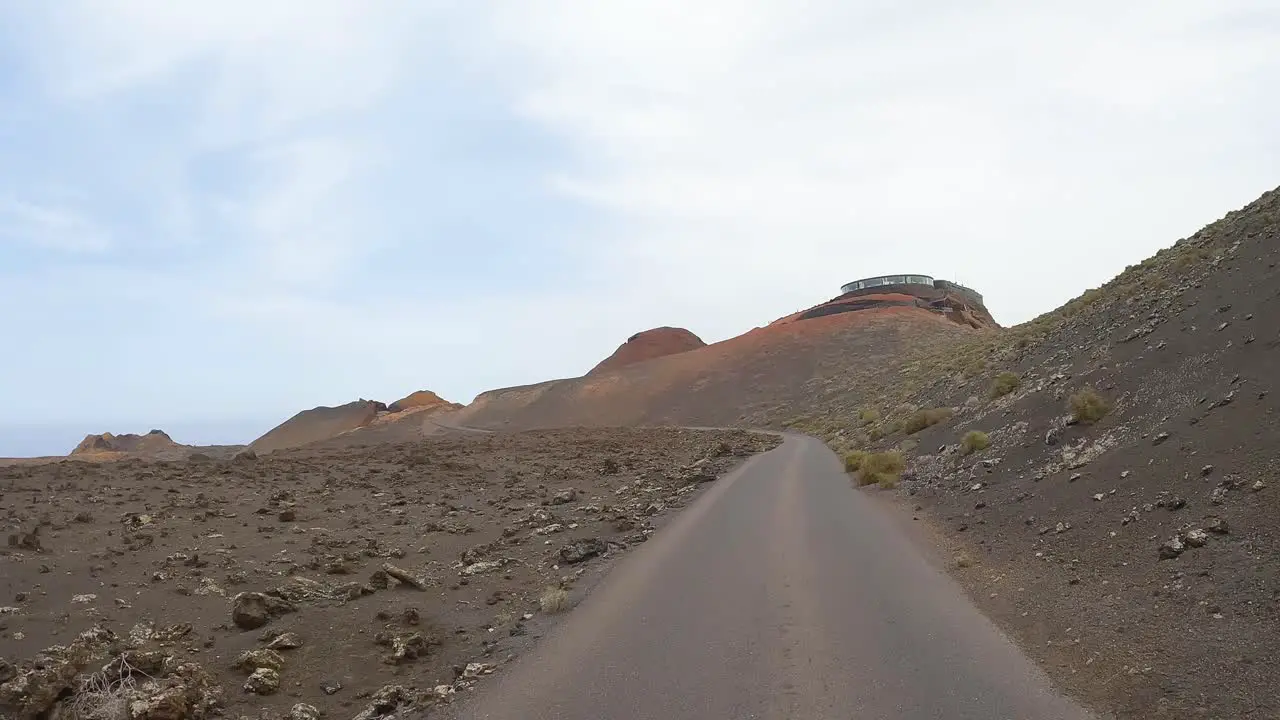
left=857, top=451, right=906, bottom=488
left=989, top=371, right=1021, bottom=398
left=539, top=586, right=570, bottom=614
left=857, top=408, right=881, bottom=426
left=903, top=408, right=953, bottom=435
left=1069, top=387, right=1113, bottom=424
left=843, top=451, right=867, bottom=473
left=66, top=655, right=149, bottom=720
left=961, top=431, right=989, bottom=455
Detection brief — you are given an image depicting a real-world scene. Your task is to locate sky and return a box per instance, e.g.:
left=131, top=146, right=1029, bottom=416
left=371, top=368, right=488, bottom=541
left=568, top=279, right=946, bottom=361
left=2, top=1, right=1279, bottom=456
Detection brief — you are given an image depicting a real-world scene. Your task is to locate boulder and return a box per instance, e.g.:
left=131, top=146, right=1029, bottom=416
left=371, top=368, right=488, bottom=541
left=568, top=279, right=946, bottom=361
left=559, top=538, right=608, bottom=565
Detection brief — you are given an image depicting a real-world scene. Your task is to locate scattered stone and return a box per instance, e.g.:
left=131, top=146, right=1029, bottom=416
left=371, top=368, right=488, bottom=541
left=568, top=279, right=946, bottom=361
left=1159, top=536, right=1186, bottom=560
left=1211, top=486, right=1229, bottom=505
left=462, top=560, right=505, bottom=576
left=1201, top=465, right=1215, bottom=476
left=1166, top=497, right=1187, bottom=511
left=266, top=632, right=303, bottom=650
left=351, top=684, right=415, bottom=720
left=1153, top=432, right=1171, bottom=445
left=278, top=509, right=296, bottom=522
left=290, top=703, right=321, bottom=720
left=381, top=563, right=427, bottom=590
left=559, top=538, right=608, bottom=564
left=461, top=662, right=496, bottom=680
left=231, top=592, right=295, bottom=630
left=1251, top=480, right=1267, bottom=492
left=1206, top=517, right=1230, bottom=535
left=244, top=667, right=280, bottom=695
left=550, top=488, right=578, bottom=505
left=235, top=648, right=284, bottom=672
left=380, top=632, right=438, bottom=665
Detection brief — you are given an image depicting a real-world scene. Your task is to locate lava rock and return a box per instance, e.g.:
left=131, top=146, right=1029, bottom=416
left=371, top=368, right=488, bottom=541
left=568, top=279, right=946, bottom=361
left=1159, top=536, right=1186, bottom=560
left=244, top=667, right=280, bottom=695
left=559, top=538, right=608, bottom=564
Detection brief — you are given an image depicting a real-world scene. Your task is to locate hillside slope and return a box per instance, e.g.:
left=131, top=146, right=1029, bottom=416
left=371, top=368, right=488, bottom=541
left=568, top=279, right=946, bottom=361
left=250, top=400, right=385, bottom=452
left=251, top=392, right=464, bottom=453
left=793, top=186, right=1280, bottom=718
left=456, top=305, right=989, bottom=430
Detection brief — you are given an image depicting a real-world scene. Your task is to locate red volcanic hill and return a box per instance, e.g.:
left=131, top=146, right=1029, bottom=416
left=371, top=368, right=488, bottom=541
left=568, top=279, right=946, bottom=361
left=388, top=390, right=462, bottom=413
left=453, top=286, right=999, bottom=431
left=589, top=327, right=707, bottom=375
left=251, top=391, right=462, bottom=452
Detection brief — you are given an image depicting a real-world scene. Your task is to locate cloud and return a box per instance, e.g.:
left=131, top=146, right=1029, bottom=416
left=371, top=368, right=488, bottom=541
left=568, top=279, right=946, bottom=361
left=2, top=1, right=1280, bottom=440
left=0, top=198, right=111, bottom=253
left=476, top=0, right=1280, bottom=328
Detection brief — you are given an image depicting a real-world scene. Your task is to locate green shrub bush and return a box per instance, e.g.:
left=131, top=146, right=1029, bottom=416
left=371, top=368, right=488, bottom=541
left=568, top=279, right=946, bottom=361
left=843, top=451, right=867, bottom=473
left=858, top=451, right=906, bottom=488
left=961, top=430, right=989, bottom=455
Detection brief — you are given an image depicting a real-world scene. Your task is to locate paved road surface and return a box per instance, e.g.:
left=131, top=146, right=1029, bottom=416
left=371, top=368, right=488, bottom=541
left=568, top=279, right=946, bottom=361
left=449, top=433, right=1098, bottom=720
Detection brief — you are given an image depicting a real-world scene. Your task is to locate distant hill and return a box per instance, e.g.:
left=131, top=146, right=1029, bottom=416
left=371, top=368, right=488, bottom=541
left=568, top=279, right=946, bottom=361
left=65, top=429, right=242, bottom=462
left=589, top=327, right=707, bottom=375
left=388, top=390, right=462, bottom=414
left=250, top=392, right=461, bottom=452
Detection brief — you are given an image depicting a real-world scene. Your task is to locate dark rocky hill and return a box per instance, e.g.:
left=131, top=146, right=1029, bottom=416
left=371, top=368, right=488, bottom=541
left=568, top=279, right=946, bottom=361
left=788, top=185, right=1280, bottom=718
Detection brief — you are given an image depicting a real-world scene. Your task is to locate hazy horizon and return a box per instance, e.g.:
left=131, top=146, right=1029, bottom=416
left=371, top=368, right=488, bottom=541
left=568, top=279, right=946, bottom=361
left=3, top=1, right=1279, bottom=456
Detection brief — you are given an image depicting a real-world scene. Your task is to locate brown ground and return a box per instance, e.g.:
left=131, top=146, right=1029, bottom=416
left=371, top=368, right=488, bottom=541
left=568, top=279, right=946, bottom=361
left=0, top=427, right=778, bottom=720
left=587, top=327, right=707, bottom=375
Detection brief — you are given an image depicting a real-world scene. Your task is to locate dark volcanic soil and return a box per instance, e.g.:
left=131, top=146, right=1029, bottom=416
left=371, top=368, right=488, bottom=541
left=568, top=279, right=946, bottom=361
left=830, top=187, right=1280, bottom=719
left=0, top=427, right=778, bottom=720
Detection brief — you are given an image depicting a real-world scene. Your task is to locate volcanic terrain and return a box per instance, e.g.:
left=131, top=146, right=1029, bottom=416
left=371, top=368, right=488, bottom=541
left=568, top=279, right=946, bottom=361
left=5, top=185, right=1280, bottom=720
left=0, top=427, right=778, bottom=720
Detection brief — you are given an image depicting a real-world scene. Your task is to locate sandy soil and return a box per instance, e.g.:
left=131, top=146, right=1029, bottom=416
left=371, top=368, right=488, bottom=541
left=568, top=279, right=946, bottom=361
left=0, top=427, right=778, bottom=720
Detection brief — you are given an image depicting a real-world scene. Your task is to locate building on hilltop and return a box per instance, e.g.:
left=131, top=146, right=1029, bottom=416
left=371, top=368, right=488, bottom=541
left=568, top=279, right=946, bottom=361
left=840, top=274, right=984, bottom=306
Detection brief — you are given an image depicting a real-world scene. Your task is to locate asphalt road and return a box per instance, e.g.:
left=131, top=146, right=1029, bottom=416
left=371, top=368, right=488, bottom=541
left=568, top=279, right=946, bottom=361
left=449, top=433, right=1098, bottom=720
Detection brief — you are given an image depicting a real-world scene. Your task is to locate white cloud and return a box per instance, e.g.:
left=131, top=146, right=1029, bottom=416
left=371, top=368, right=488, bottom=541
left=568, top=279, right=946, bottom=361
left=5, top=0, right=1280, bottom=430
left=0, top=198, right=111, bottom=253
left=475, top=0, right=1280, bottom=327
left=15, top=0, right=453, bottom=287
